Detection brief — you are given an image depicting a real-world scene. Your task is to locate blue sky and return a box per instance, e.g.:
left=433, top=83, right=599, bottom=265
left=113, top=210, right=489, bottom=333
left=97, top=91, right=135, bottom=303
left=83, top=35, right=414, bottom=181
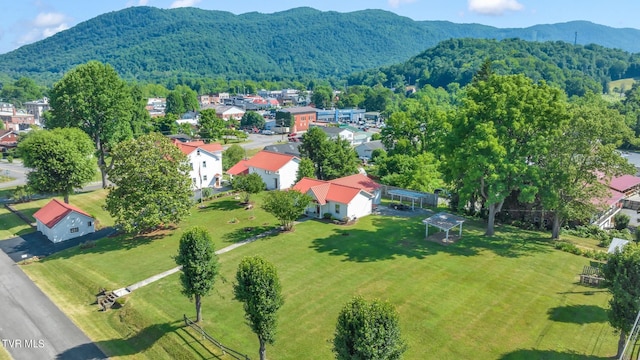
left=2, top=0, right=639, bottom=54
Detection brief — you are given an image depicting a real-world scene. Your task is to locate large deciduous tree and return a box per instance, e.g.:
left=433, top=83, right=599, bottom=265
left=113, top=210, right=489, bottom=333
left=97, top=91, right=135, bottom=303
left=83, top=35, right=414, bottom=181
left=262, top=190, right=312, bottom=231
left=539, top=93, right=634, bottom=238
left=197, top=109, right=226, bottom=142
left=234, top=256, right=284, bottom=360
left=321, top=137, right=360, bottom=181
left=442, top=73, right=566, bottom=236
left=223, top=144, right=246, bottom=171
left=333, top=296, right=407, bottom=360
left=296, top=158, right=316, bottom=182
left=299, top=127, right=327, bottom=179
left=241, top=111, right=266, bottom=130
left=602, top=243, right=640, bottom=358
left=175, top=226, right=219, bottom=323
left=47, top=61, right=134, bottom=188
left=18, top=128, right=95, bottom=204
left=105, top=132, right=192, bottom=234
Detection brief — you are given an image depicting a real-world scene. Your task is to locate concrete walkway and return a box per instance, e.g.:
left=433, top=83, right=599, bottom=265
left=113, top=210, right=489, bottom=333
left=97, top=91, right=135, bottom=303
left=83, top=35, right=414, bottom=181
left=113, top=227, right=283, bottom=297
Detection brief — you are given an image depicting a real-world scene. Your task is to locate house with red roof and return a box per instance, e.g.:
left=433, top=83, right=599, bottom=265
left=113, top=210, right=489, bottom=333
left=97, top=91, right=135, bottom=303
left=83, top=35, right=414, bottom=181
left=292, top=175, right=379, bottom=220
left=0, top=129, right=19, bottom=152
left=227, top=159, right=250, bottom=179
left=242, top=150, right=300, bottom=190
left=609, top=174, right=640, bottom=196
left=172, top=139, right=224, bottom=189
left=33, top=199, right=95, bottom=243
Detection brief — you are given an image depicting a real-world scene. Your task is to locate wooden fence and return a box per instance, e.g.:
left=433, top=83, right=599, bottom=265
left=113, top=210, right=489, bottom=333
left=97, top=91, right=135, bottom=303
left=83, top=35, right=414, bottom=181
left=183, top=314, right=250, bottom=360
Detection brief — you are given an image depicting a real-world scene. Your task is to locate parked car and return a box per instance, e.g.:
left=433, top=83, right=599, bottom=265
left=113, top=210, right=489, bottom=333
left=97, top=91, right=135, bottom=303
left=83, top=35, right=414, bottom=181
left=261, top=130, right=274, bottom=135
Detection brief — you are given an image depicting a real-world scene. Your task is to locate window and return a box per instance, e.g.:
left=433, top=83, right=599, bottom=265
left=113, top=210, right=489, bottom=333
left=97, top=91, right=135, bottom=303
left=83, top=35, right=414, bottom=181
left=88, top=221, right=92, bottom=227
left=335, top=204, right=341, bottom=213
left=202, top=161, right=207, bottom=168
left=190, top=163, right=193, bottom=170
left=196, top=150, right=200, bottom=156
left=192, top=178, right=197, bottom=184
left=265, top=170, right=272, bottom=175
left=203, top=175, right=208, bottom=181
left=70, top=227, right=79, bottom=233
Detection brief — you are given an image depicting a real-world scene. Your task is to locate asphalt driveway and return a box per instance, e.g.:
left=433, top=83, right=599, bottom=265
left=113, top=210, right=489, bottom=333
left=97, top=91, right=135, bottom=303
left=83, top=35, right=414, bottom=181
left=0, top=228, right=114, bottom=262
left=0, top=248, right=107, bottom=359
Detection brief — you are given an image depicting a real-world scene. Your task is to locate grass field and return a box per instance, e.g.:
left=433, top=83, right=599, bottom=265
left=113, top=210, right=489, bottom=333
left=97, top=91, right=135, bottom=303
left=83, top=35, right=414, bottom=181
left=0, top=207, right=33, bottom=240
left=17, top=191, right=618, bottom=359
left=608, top=78, right=637, bottom=95
left=0, top=345, right=11, bottom=360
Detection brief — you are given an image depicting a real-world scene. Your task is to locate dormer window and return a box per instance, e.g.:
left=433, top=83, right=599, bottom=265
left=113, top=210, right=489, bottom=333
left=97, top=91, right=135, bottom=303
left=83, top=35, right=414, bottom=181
left=196, top=150, right=201, bottom=156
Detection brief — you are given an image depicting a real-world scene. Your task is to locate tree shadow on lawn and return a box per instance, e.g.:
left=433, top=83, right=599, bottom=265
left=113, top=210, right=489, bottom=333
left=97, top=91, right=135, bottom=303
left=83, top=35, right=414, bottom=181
left=309, top=216, right=554, bottom=262
left=55, top=321, right=184, bottom=359
left=40, top=231, right=166, bottom=262
left=222, top=224, right=279, bottom=244
left=199, top=198, right=244, bottom=212
left=547, top=304, right=608, bottom=324
left=499, top=349, right=609, bottom=359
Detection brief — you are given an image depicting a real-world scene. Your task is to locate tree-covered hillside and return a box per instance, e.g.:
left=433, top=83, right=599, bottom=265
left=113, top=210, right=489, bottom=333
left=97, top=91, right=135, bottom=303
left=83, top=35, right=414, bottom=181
left=1, top=6, right=640, bottom=85
left=349, top=38, right=640, bottom=97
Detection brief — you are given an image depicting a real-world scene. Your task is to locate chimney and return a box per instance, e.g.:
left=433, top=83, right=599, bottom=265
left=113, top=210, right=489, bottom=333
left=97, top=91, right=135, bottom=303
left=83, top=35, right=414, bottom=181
left=13, top=107, right=16, bottom=116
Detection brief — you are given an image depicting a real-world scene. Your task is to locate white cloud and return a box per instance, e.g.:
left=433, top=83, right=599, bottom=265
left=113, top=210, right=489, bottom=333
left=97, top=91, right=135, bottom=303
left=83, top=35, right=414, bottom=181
left=15, top=11, right=70, bottom=47
left=139, top=0, right=150, bottom=4
left=388, top=0, right=417, bottom=8
left=468, top=0, right=524, bottom=15
left=33, top=12, right=67, bottom=27
left=169, top=0, right=201, bottom=8
left=42, top=23, right=69, bottom=38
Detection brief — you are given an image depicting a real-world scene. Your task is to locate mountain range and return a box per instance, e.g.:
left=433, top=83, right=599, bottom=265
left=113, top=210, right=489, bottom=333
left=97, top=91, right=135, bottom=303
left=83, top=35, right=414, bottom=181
left=1, top=6, right=639, bottom=85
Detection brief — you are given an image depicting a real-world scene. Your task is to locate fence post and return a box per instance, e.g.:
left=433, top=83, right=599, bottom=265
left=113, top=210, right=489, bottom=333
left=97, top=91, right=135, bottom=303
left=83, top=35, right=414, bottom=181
left=183, top=314, right=187, bottom=326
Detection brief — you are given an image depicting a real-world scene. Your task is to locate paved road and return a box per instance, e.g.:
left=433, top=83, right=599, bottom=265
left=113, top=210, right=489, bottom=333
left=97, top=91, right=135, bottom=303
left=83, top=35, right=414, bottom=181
left=0, top=160, right=27, bottom=189
left=0, top=249, right=107, bottom=359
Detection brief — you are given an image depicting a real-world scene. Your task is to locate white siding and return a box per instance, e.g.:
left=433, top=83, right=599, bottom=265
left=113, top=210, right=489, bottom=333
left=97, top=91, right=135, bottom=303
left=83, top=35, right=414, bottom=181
left=187, top=150, right=223, bottom=189
left=346, top=192, right=373, bottom=219
left=250, top=158, right=299, bottom=190
left=37, top=212, right=95, bottom=243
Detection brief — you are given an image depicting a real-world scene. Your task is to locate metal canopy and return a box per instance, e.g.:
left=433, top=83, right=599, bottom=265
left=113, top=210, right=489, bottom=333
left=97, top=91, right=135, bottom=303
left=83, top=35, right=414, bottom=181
left=422, top=212, right=465, bottom=240
left=388, top=189, right=429, bottom=210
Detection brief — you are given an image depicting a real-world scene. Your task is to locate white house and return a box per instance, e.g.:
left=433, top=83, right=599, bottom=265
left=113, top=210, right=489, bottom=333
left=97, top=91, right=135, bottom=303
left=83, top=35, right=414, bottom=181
left=214, top=105, right=245, bottom=120
left=244, top=150, right=300, bottom=190
left=320, top=127, right=354, bottom=143
left=355, top=140, right=385, bottom=160
left=292, top=175, right=378, bottom=220
left=33, top=199, right=95, bottom=243
left=173, top=139, right=224, bottom=189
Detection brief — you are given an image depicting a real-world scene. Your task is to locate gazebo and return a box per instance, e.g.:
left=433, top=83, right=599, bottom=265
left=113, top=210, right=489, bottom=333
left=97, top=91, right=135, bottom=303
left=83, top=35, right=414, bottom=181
left=422, top=212, right=465, bottom=241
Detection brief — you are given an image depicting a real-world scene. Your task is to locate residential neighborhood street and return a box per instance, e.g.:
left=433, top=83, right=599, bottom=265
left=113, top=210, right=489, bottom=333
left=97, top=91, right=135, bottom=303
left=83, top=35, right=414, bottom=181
left=0, top=159, right=27, bottom=189
left=0, top=249, right=107, bottom=359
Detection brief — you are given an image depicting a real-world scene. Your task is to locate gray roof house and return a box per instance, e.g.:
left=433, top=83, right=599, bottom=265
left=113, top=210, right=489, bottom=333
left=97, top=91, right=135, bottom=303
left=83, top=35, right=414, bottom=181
left=355, top=140, right=385, bottom=160
left=263, top=142, right=301, bottom=157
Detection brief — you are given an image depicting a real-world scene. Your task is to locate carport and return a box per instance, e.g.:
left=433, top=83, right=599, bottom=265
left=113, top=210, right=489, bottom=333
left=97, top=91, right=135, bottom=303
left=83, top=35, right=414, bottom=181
left=388, top=189, right=427, bottom=210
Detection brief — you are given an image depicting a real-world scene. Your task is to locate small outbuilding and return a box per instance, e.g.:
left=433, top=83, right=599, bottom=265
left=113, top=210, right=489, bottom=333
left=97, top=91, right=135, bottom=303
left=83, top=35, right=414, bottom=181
left=608, top=237, right=630, bottom=254
left=33, top=199, right=95, bottom=243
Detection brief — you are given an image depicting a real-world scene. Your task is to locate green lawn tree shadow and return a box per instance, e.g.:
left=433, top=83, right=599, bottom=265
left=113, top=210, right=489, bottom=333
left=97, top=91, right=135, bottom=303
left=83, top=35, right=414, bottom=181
left=200, top=198, right=243, bottom=212
left=55, top=320, right=235, bottom=359
left=499, top=349, right=610, bottom=359
left=309, top=216, right=554, bottom=262
left=547, top=304, right=608, bottom=324
left=40, top=232, right=164, bottom=262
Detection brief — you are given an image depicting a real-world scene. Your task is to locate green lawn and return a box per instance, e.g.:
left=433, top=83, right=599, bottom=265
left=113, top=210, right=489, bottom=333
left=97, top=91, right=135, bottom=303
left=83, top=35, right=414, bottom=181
left=0, top=175, right=15, bottom=183
left=0, top=207, right=33, bottom=240
left=20, top=198, right=618, bottom=359
left=12, top=189, right=115, bottom=229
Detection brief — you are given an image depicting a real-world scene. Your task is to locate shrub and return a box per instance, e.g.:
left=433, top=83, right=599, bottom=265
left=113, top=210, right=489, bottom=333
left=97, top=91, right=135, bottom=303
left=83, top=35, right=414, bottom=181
left=323, top=213, right=333, bottom=219
left=79, top=241, right=96, bottom=250
left=614, top=213, right=630, bottom=230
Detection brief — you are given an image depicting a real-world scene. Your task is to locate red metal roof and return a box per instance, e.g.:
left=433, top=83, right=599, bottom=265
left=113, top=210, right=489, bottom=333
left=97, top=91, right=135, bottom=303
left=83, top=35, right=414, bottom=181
left=245, top=150, right=298, bottom=172
left=227, top=160, right=250, bottom=176
left=328, top=174, right=380, bottom=193
left=172, top=139, right=223, bottom=156
left=609, top=175, right=640, bottom=193
left=292, top=176, right=369, bottom=205
left=33, top=199, right=93, bottom=228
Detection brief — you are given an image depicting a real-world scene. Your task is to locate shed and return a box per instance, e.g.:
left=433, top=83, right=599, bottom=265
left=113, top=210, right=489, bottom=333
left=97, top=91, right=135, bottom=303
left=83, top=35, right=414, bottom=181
left=608, top=237, right=630, bottom=254
left=33, top=199, right=96, bottom=243
left=423, top=212, right=465, bottom=241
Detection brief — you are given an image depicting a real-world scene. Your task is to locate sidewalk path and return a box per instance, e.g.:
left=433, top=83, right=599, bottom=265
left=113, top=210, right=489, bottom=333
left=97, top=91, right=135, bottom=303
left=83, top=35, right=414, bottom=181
left=114, top=226, right=283, bottom=296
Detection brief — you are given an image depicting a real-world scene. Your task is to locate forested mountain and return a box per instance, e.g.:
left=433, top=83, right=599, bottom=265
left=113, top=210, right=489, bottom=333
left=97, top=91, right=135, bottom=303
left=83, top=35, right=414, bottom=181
left=349, top=38, right=640, bottom=97
left=1, top=6, right=640, bottom=86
